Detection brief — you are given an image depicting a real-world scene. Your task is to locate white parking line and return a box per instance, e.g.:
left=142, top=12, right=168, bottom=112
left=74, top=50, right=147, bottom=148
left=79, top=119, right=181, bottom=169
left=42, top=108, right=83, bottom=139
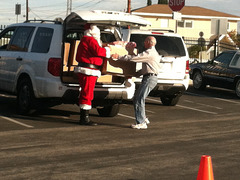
left=186, top=92, right=240, bottom=105
left=146, top=97, right=218, bottom=115
left=146, top=109, right=155, bottom=113
left=213, top=97, right=240, bottom=105
left=1, top=116, right=34, bottom=128
left=118, top=113, right=135, bottom=120
left=176, top=105, right=217, bottom=115
left=184, top=100, right=222, bottom=110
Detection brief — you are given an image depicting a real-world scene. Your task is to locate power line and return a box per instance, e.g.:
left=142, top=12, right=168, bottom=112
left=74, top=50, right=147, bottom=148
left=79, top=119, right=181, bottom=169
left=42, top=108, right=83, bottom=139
left=29, top=9, right=42, bottom=20
left=72, top=0, right=98, bottom=10
left=30, top=2, right=66, bottom=9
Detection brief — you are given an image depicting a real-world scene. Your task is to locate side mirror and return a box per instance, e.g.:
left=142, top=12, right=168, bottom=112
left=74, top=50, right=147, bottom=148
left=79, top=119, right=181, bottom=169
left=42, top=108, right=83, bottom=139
left=207, top=59, right=213, bottom=64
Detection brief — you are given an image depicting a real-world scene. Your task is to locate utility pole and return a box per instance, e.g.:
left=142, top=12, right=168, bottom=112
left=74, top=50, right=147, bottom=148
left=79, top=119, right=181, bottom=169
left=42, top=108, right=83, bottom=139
left=66, top=0, right=72, bottom=16
left=127, top=0, right=131, bottom=13
left=127, top=0, right=131, bottom=29
left=26, top=0, right=28, bottom=21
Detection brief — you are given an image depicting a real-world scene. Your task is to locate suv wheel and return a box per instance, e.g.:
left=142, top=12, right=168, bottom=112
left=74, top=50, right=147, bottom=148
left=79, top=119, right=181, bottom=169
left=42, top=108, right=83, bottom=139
left=17, top=78, right=36, bottom=115
left=193, top=71, right=206, bottom=90
left=235, top=79, right=240, bottom=98
left=160, top=95, right=180, bottom=106
left=97, top=104, right=120, bottom=117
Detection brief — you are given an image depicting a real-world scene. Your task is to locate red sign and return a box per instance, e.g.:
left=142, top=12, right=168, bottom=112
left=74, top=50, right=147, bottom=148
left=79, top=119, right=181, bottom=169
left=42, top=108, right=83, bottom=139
left=169, top=0, right=185, bottom=11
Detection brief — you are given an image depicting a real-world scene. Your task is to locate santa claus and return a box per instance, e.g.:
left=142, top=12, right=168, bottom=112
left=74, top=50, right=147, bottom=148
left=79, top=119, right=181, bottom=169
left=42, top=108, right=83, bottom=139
left=75, top=24, right=111, bottom=125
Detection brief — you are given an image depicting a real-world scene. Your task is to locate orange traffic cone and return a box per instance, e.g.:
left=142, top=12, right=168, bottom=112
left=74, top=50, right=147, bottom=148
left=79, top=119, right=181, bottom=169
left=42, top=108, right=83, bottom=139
left=197, top=155, right=214, bottom=180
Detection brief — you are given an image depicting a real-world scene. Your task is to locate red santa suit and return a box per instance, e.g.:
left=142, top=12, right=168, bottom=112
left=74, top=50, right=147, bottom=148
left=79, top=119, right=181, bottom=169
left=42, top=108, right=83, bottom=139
left=75, top=24, right=110, bottom=110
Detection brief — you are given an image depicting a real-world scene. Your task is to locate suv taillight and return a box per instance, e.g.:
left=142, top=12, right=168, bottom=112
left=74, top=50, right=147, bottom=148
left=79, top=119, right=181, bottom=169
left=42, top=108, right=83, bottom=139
left=185, top=60, right=189, bottom=74
left=48, top=58, right=61, bottom=76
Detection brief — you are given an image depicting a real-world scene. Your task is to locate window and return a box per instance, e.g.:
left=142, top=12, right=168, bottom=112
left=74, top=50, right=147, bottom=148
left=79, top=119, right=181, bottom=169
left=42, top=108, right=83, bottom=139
left=177, top=21, right=184, bottom=28
left=230, top=54, right=240, bottom=67
left=214, top=51, right=235, bottom=68
left=31, top=27, right=53, bottom=53
left=130, top=34, right=186, bottom=57
left=0, top=28, right=16, bottom=50
left=66, top=32, right=84, bottom=40
left=185, top=21, right=193, bottom=28
left=177, top=20, right=193, bottom=28
left=9, top=27, right=35, bottom=51
left=101, top=32, right=116, bottom=43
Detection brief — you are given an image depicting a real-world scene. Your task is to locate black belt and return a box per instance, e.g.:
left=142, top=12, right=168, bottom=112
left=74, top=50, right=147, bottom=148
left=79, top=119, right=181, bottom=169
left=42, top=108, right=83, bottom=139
left=143, top=73, right=157, bottom=77
left=78, top=62, right=101, bottom=70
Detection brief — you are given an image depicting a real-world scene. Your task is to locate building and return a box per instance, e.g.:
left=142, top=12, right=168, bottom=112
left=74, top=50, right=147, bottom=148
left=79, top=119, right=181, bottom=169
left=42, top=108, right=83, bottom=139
left=132, top=4, right=240, bottom=59
left=132, top=4, right=240, bottom=39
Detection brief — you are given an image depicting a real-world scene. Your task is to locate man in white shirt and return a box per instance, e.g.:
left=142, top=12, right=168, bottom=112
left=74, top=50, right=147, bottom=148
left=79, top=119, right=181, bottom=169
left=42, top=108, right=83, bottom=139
left=112, top=36, right=161, bottom=129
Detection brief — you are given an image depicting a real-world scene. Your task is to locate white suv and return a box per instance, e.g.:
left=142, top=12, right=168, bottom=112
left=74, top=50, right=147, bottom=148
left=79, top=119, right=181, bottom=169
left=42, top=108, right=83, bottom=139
left=0, top=10, right=150, bottom=115
left=121, top=29, right=190, bottom=105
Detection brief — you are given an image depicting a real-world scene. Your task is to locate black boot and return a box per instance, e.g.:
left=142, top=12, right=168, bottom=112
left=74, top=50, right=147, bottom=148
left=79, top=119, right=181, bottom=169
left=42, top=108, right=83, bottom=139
left=79, top=109, right=97, bottom=126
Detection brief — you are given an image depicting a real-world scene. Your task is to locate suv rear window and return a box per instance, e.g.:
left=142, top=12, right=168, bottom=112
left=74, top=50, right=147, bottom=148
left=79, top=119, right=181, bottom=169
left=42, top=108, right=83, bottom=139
left=130, top=34, right=186, bottom=57
left=31, top=27, right=53, bottom=53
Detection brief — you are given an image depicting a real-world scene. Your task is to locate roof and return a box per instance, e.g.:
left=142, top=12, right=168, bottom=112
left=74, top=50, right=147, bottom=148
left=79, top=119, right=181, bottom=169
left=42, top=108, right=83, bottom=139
left=132, top=4, right=240, bottom=19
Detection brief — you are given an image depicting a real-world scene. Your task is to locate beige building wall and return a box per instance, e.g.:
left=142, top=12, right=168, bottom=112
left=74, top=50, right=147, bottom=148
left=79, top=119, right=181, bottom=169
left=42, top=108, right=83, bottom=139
left=177, top=19, right=212, bottom=38
left=140, top=17, right=238, bottom=39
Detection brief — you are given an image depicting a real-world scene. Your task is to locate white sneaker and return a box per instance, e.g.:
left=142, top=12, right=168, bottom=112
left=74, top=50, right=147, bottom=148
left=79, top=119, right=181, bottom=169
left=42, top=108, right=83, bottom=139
left=145, top=118, right=150, bottom=124
left=131, top=122, right=147, bottom=129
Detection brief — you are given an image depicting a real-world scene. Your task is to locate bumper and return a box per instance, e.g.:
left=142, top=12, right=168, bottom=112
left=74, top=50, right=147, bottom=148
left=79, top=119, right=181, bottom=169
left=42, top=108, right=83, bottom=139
left=135, top=77, right=189, bottom=96
left=62, top=78, right=135, bottom=104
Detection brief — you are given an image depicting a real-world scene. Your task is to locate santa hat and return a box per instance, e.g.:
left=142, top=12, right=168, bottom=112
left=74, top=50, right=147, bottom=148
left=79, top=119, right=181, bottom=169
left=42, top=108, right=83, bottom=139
left=84, top=23, right=92, bottom=30
left=84, top=23, right=102, bottom=46
left=84, top=23, right=100, bottom=37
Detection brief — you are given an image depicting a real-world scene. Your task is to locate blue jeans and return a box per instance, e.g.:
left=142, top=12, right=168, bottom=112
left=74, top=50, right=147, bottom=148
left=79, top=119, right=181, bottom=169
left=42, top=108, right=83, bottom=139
left=133, top=75, right=158, bottom=124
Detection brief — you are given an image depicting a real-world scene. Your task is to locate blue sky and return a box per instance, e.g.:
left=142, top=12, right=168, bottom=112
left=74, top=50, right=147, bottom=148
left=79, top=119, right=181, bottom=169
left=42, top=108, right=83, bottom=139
left=0, top=0, right=240, bottom=25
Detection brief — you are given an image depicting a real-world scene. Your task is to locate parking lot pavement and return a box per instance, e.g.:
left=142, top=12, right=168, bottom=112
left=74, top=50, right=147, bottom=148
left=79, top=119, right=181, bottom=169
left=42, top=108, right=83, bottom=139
left=0, top=87, right=240, bottom=180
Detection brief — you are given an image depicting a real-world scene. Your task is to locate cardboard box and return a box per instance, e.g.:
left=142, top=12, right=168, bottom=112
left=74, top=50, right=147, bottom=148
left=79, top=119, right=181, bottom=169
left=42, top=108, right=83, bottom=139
left=68, top=40, right=80, bottom=66
left=97, top=74, right=112, bottom=83
left=63, top=42, right=70, bottom=72
left=63, top=40, right=80, bottom=72
left=101, top=45, right=137, bottom=76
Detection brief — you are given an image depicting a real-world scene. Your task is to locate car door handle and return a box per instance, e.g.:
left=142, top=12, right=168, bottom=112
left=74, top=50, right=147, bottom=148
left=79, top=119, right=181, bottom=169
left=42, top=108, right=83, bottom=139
left=16, top=57, right=23, bottom=61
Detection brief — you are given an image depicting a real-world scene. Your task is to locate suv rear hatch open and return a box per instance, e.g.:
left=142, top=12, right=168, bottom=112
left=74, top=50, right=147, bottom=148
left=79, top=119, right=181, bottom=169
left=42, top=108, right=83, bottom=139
left=61, top=11, right=152, bottom=109
left=61, top=11, right=151, bottom=86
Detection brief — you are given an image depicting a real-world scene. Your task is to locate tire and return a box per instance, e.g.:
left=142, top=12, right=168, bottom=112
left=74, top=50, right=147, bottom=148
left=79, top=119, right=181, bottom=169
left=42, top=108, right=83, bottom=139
left=192, top=71, right=206, bottom=90
left=97, top=104, right=120, bottom=117
left=160, top=95, right=180, bottom=106
left=235, top=79, right=240, bottom=98
left=17, top=78, right=36, bottom=115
